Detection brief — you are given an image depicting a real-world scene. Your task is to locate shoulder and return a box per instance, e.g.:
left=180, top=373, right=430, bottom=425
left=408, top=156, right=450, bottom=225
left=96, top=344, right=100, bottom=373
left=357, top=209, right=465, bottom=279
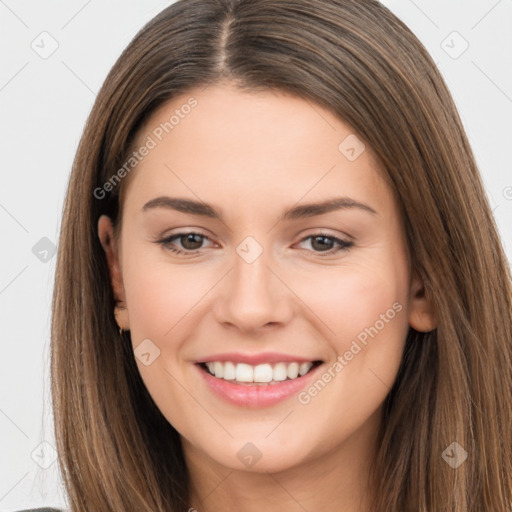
left=15, top=508, right=63, bottom=512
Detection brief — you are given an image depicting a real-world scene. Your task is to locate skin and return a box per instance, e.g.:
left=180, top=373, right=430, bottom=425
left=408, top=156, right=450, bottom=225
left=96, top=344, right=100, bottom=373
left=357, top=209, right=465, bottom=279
left=98, top=83, right=436, bottom=512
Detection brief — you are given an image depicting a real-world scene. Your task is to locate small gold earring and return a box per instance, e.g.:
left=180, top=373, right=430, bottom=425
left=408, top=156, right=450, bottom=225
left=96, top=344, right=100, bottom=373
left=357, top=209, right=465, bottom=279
left=115, top=305, right=128, bottom=336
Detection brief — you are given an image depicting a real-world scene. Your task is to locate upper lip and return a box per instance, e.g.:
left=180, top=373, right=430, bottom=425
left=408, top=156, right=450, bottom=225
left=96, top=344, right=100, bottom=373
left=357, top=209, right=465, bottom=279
left=196, top=352, right=322, bottom=365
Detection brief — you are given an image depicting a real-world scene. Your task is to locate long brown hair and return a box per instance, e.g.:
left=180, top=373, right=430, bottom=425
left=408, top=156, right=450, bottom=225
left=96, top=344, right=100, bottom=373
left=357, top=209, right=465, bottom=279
left=51, top=0, right=512, bottom=510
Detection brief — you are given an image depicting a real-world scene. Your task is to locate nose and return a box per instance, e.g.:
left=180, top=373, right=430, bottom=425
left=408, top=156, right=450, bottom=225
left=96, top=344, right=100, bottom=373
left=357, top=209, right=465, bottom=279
left=213, top=243, right=294, bottom=333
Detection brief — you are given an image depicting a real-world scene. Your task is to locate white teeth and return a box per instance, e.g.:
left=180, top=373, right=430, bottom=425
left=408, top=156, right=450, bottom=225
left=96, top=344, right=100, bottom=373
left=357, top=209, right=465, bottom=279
left=299, top=362, right=312, bottom=376
left=203, top=360, right=316, bottom=383
left=223, top=361, right=236, bottom=380
left=273, top=362, right=288, bottom=381
left=213, top=361, right=224, bottom=378
left=253, top=364, right=273, bottom=383
left=287, top=362, right=299, bottom=379
left=235, top=363, right=254, bottom=382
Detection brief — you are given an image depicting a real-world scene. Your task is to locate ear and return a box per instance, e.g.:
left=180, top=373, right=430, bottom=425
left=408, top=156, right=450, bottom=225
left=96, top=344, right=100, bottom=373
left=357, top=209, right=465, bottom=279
left=98, top=214, right=129, bottom=330
left=408, top=273, right=437, bottom=332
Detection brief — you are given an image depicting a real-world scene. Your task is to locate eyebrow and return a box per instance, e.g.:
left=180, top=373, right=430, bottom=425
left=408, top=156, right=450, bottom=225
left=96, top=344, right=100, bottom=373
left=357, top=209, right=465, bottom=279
left=142, top=195, right=378, bottom=221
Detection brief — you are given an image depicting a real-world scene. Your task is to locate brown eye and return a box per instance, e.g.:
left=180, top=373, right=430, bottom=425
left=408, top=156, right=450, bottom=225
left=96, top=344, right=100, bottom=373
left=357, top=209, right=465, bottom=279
left=177, top=233, right=205, bottom=250
left=310, top=235, right=336, bottom=251
left=298, top=233, right=353, bottom=255
left=156, top=231, right=212, bottom=255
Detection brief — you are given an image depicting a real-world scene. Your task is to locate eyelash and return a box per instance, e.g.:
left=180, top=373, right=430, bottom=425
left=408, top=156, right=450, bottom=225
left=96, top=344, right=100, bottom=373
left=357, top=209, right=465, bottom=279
left=155, top=231, right=353, bottom=257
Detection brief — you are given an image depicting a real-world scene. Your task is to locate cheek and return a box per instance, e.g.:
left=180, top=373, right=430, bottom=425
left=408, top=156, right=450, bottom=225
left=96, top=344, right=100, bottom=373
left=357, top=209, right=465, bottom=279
left=294, top=256, right=409, bottom=348
left=121, top=256, right=206, bottom=428
left=291, top=267, right=411, bottom=464
left=122, top=249, right=213, bottom=340
left=291, top=253, right=410, bottom=407
left=293, top=254, right=410, bottom=424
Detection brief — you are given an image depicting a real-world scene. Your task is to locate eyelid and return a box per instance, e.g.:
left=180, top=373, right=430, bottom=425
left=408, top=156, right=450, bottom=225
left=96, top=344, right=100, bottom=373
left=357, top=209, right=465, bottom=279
left=155, top=229, right=353, bottom=257
left=298, top=227, right=353, bottom=241
left=156, top=230, right=216, bottom=248
left=295, top=231, right=353, bottom=254
left=156, top=227, right=214, bottom=242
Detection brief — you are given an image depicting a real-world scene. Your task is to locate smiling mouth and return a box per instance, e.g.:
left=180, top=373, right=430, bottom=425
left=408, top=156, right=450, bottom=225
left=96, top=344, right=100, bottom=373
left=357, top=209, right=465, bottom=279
left=197, top=360, right=323, bottom=385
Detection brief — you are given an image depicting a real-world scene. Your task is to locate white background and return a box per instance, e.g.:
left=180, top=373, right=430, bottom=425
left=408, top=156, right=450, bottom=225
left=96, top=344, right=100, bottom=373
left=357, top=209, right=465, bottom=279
left=1, top=1, right=511, bottom=510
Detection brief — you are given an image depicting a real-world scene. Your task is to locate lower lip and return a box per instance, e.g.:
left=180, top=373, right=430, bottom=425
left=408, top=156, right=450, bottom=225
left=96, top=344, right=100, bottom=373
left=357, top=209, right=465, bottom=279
left=196, top=363, right=322, bottom=408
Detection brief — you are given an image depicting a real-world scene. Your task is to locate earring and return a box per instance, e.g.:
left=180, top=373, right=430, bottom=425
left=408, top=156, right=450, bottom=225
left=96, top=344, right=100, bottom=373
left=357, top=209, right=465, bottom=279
left=114, top=304, right=128, bottom=336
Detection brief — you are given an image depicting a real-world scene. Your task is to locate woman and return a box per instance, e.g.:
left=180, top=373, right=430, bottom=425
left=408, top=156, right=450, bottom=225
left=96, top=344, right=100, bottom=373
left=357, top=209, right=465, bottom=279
left=32, top=0, right=512, bottom=510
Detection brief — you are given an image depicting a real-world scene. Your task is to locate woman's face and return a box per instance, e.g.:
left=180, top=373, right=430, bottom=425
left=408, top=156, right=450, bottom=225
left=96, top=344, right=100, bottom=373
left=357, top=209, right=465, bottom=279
left=99, top=83, right=435, bottom=475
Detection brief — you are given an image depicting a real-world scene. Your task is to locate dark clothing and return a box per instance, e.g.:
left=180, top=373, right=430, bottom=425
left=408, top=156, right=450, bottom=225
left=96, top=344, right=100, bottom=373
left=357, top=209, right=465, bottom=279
left=16, top=509, right=62, bottom=511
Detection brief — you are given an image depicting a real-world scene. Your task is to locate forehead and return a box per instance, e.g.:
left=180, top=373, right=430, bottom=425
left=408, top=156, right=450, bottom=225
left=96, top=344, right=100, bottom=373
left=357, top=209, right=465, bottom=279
left=121, top=84, right=391, bottom=217
left=135, top=84, right=363, bottom=162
